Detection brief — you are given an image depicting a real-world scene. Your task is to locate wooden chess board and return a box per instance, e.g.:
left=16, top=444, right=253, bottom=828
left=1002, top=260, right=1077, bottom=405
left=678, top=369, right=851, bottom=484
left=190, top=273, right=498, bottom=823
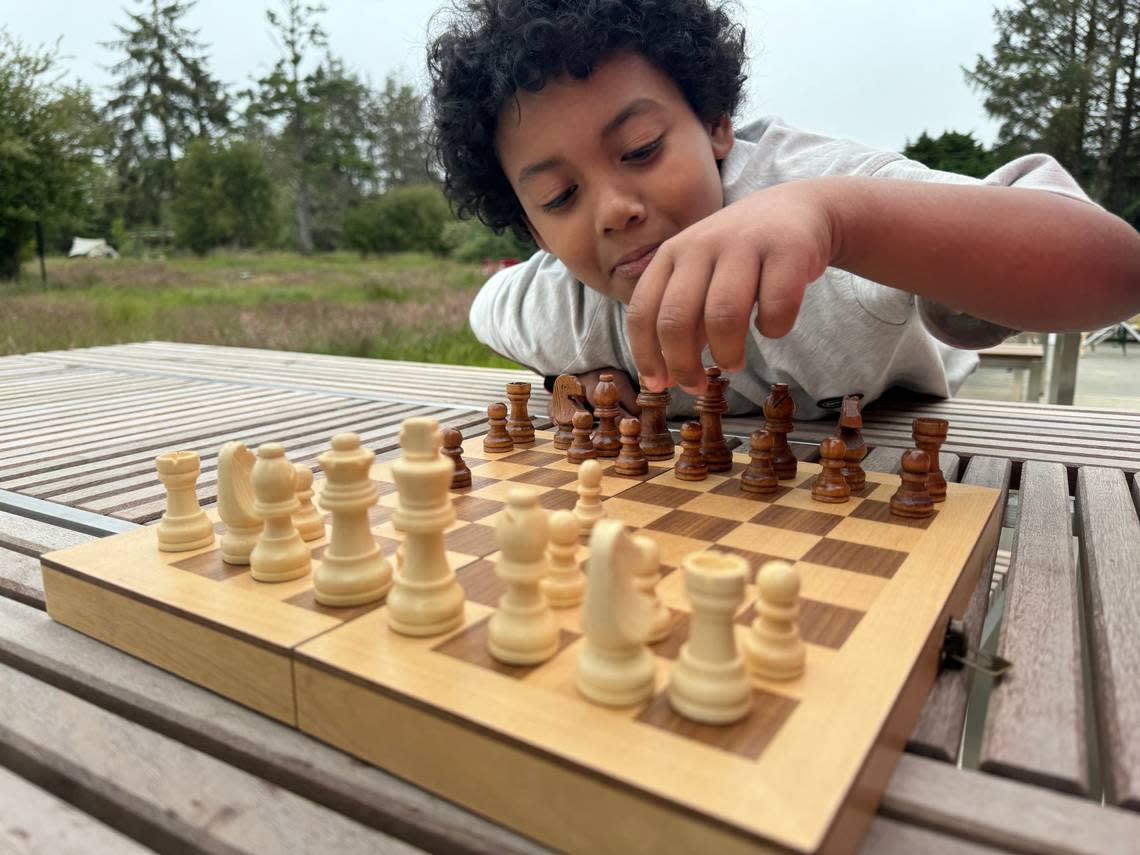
left=41, top=430, right=1002, bottom=855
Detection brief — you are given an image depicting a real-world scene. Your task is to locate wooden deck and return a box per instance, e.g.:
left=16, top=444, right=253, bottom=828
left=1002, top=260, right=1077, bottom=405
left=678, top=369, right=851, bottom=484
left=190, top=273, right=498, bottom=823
left=2, top=341, right=1138, bottom=854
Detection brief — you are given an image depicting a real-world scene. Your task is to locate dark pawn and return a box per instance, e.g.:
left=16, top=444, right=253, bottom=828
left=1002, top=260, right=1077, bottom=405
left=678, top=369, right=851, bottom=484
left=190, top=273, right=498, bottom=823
left=505, top=381, right=535, bottom=446
left=837, top=394, right=866, bottom=491
left=890, top=448, right=935, bottom=519
left=912, top=417, right=949, bottom=503
left=442, top=427, right=471, bottom=489
left=675, top=421, right=708, bottom=481
left=741, top=429, right=778, bottom=494
left=615, top=418, right=649, bottom=476
left=636, top=388, right=674, bottom=460
left=591, top=374, right=622, bottom=458
left=812, top=436, right=851, bottom=503
left=567, top=410, right=598, bottom=464
left=763, top=382, right=797, bottom=480
left=696, top=367, right=732, bottom=472
left=483, top=402, right=513, bottom=453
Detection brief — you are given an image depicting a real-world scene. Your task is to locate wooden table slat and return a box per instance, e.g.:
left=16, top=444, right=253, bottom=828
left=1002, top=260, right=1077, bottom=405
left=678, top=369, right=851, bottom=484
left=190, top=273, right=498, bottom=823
left=0, top=765, right=157, bottom=854
left=882, top=753, right=1140, bottom=855
left=0, top=659, right=426, bottom=855
left=909, top=456, right=1012, bottom=762
left=857, top=815, right=1006, bottom=855
left=979, top=461, right=1089, bottom=795
left=1076, top=466, right=1140, bottom=810
left=0, top=549, right=46, bottom=610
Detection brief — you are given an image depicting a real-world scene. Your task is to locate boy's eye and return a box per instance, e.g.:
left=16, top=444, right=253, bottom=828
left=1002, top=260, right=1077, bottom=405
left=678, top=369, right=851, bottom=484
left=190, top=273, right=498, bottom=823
left=541, top=185, right=577, bottom=212
left=622, top=136, right=663, bottom=162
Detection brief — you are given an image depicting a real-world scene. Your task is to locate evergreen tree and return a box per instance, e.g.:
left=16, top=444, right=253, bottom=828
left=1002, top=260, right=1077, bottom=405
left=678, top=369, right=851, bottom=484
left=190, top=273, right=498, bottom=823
left=966, top=0, right=1140, bottom=219
left=103, top=0, right=229, bottom=229
left=368, top=76, right=433, bottom=191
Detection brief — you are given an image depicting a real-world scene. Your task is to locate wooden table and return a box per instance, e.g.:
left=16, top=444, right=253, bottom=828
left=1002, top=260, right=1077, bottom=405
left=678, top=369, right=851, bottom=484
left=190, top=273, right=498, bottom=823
left=2, top=341, right=1138, bottom=854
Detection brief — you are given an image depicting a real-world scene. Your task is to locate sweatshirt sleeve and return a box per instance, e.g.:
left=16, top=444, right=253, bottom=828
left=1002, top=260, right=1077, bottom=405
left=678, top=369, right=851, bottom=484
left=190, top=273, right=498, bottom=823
left=468, top=250, right=634, bottom=376
left=869, top=152, right=1097, bottom=348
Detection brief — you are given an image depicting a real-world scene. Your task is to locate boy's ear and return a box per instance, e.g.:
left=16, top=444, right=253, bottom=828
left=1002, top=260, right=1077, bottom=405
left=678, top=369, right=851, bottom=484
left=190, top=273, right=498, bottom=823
left=709, top=114, right=734, bottom=160
left=522, top=215, right=551, bottom=253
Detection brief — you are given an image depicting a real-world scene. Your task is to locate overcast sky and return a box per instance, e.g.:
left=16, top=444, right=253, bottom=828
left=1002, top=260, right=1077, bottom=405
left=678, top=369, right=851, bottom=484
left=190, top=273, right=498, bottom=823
left=6, top=0, right=1012, bottom=152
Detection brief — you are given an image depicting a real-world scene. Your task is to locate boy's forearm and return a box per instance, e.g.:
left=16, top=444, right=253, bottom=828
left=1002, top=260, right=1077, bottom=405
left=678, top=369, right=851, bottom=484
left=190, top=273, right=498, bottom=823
left=819, top=176, right=1140, bottom=332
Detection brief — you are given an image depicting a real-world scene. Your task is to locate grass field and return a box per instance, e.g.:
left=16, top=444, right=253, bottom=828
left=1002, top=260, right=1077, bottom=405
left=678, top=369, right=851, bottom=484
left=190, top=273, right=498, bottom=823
left=2, top=252, right=519, bottom=368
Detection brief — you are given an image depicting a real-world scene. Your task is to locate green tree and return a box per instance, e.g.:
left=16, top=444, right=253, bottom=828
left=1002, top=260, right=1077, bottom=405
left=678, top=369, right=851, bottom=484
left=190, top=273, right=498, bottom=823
left=104, top=0, right=229, bottom=229
left=966, top=0, right=1140, bottom=218
left=0, top=34, right=101, bottom=279
left=172, top=138, right=276, bottom=254
left=903, top=130, right=999, bottom=178
left=367, top=75, right=432, bottom=191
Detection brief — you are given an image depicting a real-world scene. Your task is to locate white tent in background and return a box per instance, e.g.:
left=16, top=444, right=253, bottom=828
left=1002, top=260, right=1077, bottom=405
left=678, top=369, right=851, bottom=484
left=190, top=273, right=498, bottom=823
left=67, top=237, right=119, bottom=258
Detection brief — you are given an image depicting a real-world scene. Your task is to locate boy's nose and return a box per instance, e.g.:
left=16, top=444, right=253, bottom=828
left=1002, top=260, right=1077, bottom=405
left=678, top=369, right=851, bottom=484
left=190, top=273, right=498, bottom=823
left=597, top=186, right=646, bottom=234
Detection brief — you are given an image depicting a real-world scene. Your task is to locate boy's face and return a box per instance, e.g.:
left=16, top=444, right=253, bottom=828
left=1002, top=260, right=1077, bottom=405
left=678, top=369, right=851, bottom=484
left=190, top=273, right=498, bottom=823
left=495, top=49, right=734, bottom=304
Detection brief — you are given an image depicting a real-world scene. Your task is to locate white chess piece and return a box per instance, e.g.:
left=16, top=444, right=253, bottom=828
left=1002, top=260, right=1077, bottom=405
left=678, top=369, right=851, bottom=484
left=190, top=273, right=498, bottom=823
left=250, top=443, right=311, bottom=582
left=217, top=441, right=262, bottom=564
left=576, top=519, right=656, bottom=707
left=386, top=418, right=465, bottom=636
left=573, top=458, right=605, bottom=532
left=314, top=433, right=392, bottom=607
left=155, top=450, right=215, bottom=552
left=541, top=509, right=585, bottom=607
left=630, top=533, right=673, bottom=643
left=488, top=487, right=560, bottom=664
left=745, top=560, right=806, bottom=680
left=668, top=550, right=753, bottom=724
left=292, top=463, right=326, bottom=542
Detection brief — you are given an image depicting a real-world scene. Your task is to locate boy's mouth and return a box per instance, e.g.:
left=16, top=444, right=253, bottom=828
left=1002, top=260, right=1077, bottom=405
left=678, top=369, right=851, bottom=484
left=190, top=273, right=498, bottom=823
left=612, top=243, right=661, bottom=278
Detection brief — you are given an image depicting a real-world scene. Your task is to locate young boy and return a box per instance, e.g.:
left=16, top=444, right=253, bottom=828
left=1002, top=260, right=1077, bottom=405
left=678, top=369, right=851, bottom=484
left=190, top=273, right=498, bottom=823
left=428, top=0, right=1140, bottom=420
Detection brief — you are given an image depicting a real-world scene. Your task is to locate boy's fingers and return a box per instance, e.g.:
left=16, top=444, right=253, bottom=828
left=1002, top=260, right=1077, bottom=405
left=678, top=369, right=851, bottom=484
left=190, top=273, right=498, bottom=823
left=626, top=249, right=675, bottom=391
left=704, top=252, right=761, bottom=373
left=656, top=257, right=714, bottom=394
left=754, top=254, right=808, bottom=339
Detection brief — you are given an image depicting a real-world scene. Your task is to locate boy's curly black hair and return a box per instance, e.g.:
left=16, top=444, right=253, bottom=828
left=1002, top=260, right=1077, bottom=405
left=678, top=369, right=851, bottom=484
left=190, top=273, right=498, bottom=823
left=428, top=0, right=747, bottom=238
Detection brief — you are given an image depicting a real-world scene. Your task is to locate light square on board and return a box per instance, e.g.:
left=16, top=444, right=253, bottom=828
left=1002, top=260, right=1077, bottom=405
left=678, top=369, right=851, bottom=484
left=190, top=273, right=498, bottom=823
left=827, top=516, right=925, bottom=553
left=684, top=491, right=775, bottom=522
left=719, top=522, right=822, bottom=563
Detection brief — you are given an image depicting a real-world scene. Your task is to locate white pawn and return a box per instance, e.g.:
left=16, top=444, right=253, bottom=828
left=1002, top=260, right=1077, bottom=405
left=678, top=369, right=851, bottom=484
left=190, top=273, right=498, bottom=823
left=387, top=418, right=465, bottom=636
left=488, top=487, right=560, bottom=665
left=668, top=550, right=753, bottom=725
left=292, top=464, right=326, bottom=542
left=155, top=450, right=215, bottom=552
left=630, top=533, right=673, bottom=643
left=250, top=444, right=311, bottom=583
left=573, top=457, right=605, bottom=532
left=745, top=560, right=806, bottom=681
left=217, top=441, right=262, bottom=564
left=541, top=509, right=585, bottom=608
left=576, top=519, right=656, bottom=707
left=314, top=433, right=392, bottom=607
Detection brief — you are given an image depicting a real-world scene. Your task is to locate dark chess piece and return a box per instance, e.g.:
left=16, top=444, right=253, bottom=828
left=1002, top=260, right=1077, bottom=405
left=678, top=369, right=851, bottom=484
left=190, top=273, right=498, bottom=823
left=675, top=421, right=708, bottom=481
left=483, top=402, right=513, bottom=453
left=912, top=417, right=949, bottom=503
left=696, top=367, right=732, bottom=472
left=551, top=374, right=584, bottom=450
left=636, top=388, right=674, bottom=460
left=890, top=448, right=935, bottom=519
left=763, top=382, right=797, bottom=480
left=591, top=374, right=622, bottom=458
left=740, top=429, right=778, bottom=494
left=812, top=436, right=851, bottom=503
left=505, top=381, right=535, bottom=446
left=442, top=427, right=471, bottom=489
left=615, top=418, right=649, bottom=476
left=837, top=394, right=866, bottom=492
left=567, top=410, right=598, bottom=464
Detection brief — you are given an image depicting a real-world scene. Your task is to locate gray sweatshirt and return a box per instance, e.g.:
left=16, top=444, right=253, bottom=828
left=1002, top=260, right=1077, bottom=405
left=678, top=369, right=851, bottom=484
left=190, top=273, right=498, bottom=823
left=469, top=117, right=1093, bottom=420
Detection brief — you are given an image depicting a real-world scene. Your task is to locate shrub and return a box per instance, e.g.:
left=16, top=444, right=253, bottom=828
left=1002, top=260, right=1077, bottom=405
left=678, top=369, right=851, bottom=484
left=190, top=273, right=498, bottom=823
left=440, top=218, right=536, bottom=262
left=342, top=184, right=451, bottom=255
